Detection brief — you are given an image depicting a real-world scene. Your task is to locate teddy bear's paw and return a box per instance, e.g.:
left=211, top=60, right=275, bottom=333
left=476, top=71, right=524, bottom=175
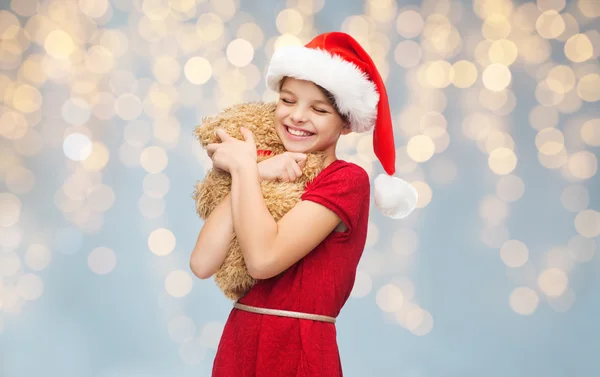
left=218, top=281, right=255, bottom=301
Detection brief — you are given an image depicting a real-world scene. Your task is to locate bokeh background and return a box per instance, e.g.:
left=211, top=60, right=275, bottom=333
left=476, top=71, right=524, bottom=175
left=0, top=0, right=599, bottom=376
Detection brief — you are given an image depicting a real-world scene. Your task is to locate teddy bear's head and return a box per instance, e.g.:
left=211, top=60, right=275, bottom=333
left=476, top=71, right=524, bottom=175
left=194, top=101, right=286, bottom=156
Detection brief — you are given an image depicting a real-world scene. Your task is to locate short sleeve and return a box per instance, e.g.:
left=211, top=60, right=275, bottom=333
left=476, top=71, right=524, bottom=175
left=301, top=162, right=370, bottom=236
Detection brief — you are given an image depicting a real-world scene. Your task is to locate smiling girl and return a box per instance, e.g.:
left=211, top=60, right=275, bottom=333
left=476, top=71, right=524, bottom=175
left=190, top=32, right=417, bottom=376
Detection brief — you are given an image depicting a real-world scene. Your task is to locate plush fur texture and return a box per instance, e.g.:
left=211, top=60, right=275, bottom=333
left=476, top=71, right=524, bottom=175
left=192, top=102, right=327, bottom=301
left=373, top=173, right=419, bottom=219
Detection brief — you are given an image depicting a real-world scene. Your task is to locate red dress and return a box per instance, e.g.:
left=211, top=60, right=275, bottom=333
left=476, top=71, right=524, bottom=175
left=212, top=159, right=371, bottom=377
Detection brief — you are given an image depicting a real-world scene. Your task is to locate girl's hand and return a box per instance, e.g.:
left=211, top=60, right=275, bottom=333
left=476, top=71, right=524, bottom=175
left=206, top=127, right=257, bottom=173
left=258, top=152, right=307, bottom=182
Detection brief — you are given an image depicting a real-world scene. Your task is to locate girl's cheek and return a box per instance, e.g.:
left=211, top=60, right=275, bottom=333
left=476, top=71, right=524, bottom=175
left=274, top=108, right=287, bottom=122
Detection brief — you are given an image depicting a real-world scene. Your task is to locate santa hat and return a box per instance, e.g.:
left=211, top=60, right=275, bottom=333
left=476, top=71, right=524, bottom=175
left=266, top=32, right=418, bottom=219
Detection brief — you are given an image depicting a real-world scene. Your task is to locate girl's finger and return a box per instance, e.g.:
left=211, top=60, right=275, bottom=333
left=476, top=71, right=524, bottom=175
left=215, top=129, right=230, bottom=141
left=240, top=127, right=255, bottom=145
left=292, top=161, right=302, bottom=178
left=290, top=153, right=306, bottom=169
left=286, top=165, right=297, bottom=182
left=290, top=152, right=307, bottom=163
left=206, top=144, right=218, bottom=157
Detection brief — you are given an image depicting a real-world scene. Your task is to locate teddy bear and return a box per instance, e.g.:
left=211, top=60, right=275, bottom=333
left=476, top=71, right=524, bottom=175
left=192, top=101, right=328, bottom=301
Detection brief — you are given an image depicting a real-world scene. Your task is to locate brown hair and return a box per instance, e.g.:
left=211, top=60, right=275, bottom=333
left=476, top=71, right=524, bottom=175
left=315, top=84, right=350, bottom=125
left=279, top=77, right=350, bottom=125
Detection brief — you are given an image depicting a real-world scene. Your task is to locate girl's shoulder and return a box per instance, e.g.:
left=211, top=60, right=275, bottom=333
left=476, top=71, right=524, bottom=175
left=305, top=159, right=370, bottom=191
left=320, top=158, right=368, bottom=179
left=301, top=159, right=370, bottom=235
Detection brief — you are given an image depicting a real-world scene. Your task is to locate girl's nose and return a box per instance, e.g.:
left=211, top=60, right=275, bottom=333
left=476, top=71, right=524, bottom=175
left=290, top=107, right=308, bottom=124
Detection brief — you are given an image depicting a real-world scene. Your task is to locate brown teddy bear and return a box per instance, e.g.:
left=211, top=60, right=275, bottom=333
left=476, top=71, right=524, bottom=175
left=192, top=101, right=328, bottom=301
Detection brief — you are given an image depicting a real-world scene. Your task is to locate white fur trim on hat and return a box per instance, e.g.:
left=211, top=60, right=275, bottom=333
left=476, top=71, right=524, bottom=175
left=266, top=46, right=380, bottom=133
left=373, top=174, right=418, bottom=219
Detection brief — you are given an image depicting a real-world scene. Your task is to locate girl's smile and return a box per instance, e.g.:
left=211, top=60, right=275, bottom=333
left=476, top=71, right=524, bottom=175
left=274, top=77, right=351, bottom=159
left=283, top=124, right=316, bottom=140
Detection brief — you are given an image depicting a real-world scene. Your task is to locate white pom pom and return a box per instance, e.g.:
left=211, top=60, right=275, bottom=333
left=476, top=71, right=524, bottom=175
left=373, top=174, right=418, bottom=219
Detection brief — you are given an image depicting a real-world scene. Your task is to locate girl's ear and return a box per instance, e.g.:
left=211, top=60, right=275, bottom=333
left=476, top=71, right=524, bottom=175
left=340, top=124, right=353, bottom=135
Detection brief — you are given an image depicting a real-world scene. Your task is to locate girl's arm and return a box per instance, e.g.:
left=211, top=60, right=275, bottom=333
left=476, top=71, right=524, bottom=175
left=189, top=156, right=302, bottom=279
left=230, top=162, right=342, bottom=280
left=189, top=193, right=234, bottom=279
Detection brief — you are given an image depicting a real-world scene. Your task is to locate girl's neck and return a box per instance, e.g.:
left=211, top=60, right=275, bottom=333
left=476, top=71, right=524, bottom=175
left=323, top=154, right=338, bottom=168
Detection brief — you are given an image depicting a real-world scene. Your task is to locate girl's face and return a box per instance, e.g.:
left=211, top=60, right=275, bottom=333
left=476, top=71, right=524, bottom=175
left=274, top=77, right=351, bottom=156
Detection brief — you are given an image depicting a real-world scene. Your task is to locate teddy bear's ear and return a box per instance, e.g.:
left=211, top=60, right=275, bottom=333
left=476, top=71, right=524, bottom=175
left=193, top=101, right=281, bottom=150
left=193, top=112, right=225, bottom=147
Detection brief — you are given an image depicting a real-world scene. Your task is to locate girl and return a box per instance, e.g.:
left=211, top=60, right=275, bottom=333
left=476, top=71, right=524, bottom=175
left=190, top=32, right=416, bottom=377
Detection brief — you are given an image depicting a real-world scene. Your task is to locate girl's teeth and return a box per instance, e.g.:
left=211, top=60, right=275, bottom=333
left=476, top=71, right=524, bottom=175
left=288, top=127, right=312, bottom=136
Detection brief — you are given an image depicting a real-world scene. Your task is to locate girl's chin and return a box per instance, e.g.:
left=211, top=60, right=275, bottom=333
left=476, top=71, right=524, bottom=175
left=282, top=143, right=310, bottom=153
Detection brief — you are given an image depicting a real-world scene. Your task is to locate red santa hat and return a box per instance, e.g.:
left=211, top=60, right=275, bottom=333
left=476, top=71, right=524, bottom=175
left=266, top=32, right=418, bottom=219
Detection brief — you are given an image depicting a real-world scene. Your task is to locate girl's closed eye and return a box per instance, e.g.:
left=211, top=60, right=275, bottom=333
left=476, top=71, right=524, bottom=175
left=281, top=98, right=294, bottom=104
left=313, top=107, right=329, bottom=114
